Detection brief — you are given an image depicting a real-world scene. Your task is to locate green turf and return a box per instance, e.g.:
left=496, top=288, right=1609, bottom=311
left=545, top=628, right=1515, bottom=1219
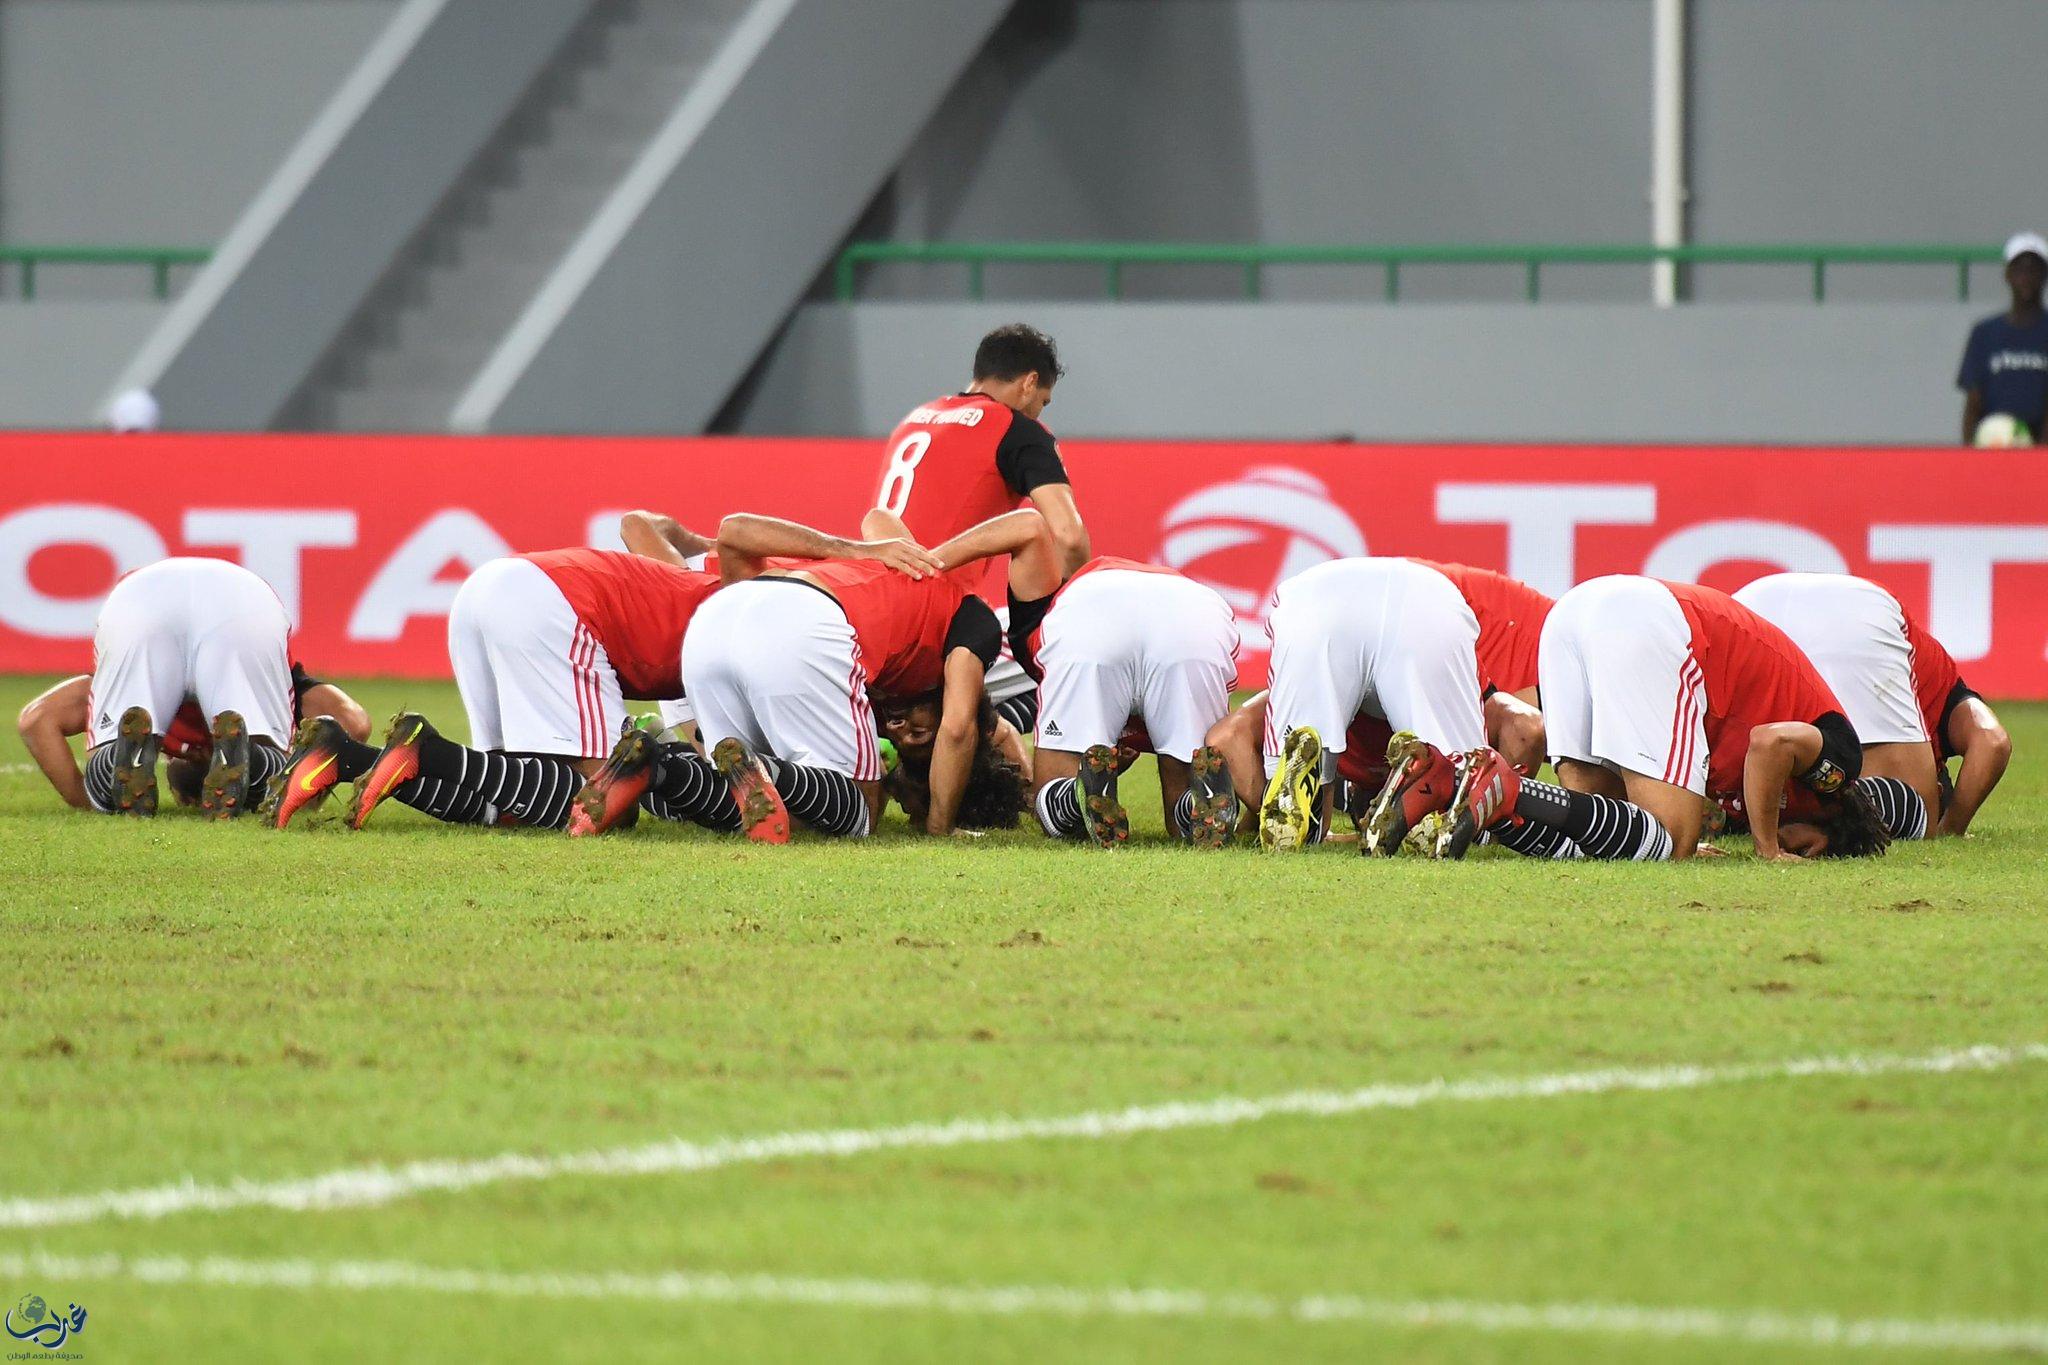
left=1, top=676, right=2044, bottom=1362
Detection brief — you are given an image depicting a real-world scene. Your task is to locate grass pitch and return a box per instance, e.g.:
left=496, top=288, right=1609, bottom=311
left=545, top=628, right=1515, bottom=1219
left=1, top=675, right=2045, bottom=1362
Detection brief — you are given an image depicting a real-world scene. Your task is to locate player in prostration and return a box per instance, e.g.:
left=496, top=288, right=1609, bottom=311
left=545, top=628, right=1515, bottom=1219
left=1451, top=576, right=1905, bottom=862
left=1732, top=573, right=1940, bottom=840
left=646, top=508, right=1039, bottom=842
left=14, top=557, right=366, bottom=819
left=1895, top=599, right=2009, bottom=838
left=1206, top=558, right=1550, bottom=856
left=1251, top=556, right=1511, bottom=854
left=1004, top=532, right=1241, bottom=850
left=298, top=544, right=746, bottom=834
left=872, top=323, right=1089, bottom=734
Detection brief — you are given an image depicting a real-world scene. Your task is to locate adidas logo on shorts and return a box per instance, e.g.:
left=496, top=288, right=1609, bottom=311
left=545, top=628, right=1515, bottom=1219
left=1043, top=721, right=1063, bottom=738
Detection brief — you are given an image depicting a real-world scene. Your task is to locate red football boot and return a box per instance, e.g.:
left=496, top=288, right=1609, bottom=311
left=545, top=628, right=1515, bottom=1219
left=347, top=712, right=431, bottom=830
left=262, top=716, right=353, bottom=830
left=569, top=727, right=658, bottom=837
left=1359, top=730, right=1459, bottom=857
left=1439, top=747, right=1523, bottom=861
left=711, top=737, right=791, bottom=845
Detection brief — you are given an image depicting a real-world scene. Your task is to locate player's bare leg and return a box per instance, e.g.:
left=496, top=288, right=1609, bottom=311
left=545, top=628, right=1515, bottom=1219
left=1556, top=757, right=1626, bottom=800
left=1485, top=689, right=1547, bottom=774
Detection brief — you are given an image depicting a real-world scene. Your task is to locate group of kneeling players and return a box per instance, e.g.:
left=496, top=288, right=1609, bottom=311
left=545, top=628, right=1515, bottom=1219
left=17, top=326, right=2012, bottom=862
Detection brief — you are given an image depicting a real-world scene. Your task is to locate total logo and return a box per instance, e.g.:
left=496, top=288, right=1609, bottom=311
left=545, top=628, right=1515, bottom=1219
left=1155, top=466, right=1365, bottom=636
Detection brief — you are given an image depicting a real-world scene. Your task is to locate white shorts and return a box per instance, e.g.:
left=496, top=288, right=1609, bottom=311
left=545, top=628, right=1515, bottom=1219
left=660, top=626, right=1001, bottom=742
left=1262, top=557, right=1486, bottom=773
left=447, top=557, right=623, bottom=758
left=680, top=578, right=883, bottom=780
left=87, top=558, right=293, bottom=749
left=1732, top=573, right=1925, bottom=745
left=1540, top=575, right=1708, bottom=794
left=1035, top=569, right=1239, bottom=761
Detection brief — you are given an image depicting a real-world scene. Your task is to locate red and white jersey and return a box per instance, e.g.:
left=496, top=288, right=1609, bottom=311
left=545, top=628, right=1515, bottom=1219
left=1661, top=580, right=1847, bottom=797
left=874, top=392, right=1068, bottom=598
left=523, top=549, right=719, bottom=699
left=1894, top=597, right=1967, bottom=757
left=792, top=560, right=981, bottom=698
left=1012, top=555, right=1182, bottom=679
left=1409, top=559, right=1553, bottom=695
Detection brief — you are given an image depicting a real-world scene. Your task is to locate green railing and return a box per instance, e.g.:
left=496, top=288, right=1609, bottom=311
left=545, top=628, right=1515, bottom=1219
left=833, top=241, right=2004, bottom=304
left=0, top=245, right=212, bottom=301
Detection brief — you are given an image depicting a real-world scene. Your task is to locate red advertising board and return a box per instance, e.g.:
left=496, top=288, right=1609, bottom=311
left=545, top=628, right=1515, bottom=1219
left=3, top=433, right=2045, bottom=696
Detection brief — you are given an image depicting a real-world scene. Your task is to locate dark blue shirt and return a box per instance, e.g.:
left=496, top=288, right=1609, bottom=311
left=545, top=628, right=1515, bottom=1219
left=1957, top=312, right=2048, bottom=434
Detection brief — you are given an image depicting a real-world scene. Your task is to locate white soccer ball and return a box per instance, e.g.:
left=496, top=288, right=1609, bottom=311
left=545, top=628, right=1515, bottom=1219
left=1973, top=413, right=2033, bottom=448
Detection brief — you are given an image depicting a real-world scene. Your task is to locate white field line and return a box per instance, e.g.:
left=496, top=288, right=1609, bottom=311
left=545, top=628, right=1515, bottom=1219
left=0, top=1251, right=2041, bottom=1354
left=0, top=763, right=35, bottom=774
left=3, top=1042, right=2041, bottom=1232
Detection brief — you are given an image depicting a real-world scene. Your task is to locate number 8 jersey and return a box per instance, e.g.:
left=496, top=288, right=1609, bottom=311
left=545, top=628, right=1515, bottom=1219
left=873, top=392, right=1069, bottom=568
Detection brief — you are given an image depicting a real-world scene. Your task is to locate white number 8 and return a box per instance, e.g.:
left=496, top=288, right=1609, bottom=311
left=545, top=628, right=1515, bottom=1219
left=878, top=432, right=932, bottom=516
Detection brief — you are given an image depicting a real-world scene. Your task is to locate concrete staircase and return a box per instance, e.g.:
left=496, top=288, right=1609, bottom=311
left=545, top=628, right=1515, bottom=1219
left=296, top=0, right=750, bottom=430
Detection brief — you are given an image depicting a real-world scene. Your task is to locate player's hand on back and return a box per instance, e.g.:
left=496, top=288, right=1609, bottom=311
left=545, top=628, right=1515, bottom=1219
left=857, top=537, right=943, bottom=579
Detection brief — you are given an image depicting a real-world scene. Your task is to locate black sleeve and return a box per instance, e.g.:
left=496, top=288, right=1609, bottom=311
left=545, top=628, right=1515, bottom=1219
left=943, top=597, right=1002, bottom=672
left=1800, top=711, right=1862, bottom=793
left=290, top=661, right=321, bottom=700
left=1937, top=678, right=1981, bottom=760
left=993, top=413, right=1069, bottom=498
left=1006, top=588, right=1055, bottom=680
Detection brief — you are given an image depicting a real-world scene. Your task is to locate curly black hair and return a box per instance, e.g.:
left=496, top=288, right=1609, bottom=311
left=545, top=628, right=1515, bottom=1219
left=955, top=743, right=1027, bottom=830
left=1813, top=782, right=1893, bottom=859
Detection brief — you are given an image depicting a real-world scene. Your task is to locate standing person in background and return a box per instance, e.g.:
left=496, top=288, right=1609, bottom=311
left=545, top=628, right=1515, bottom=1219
left=1958, top=232, right=2048, bottom=445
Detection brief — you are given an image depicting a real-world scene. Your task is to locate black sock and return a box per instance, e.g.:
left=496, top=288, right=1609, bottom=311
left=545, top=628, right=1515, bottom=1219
left=1492, top=818, right=1581, bottom=859
left=1857, top=776, right=1927, bottom=841
left=1035, top=778, right=1084, bottom=838
left=328, top=732, right=379, bottom=783
left=83, top=745, right=120, bottom=813
left=399, top=734, right=583, bottom=829
left=244, top=740, right=288, bottom=805
left=994, top=691, right=1039, bottom=734
left=640, top=743, right=742, bottom=831
left=760, top=756, right=870, bottom=837
left=1512, top=777, right=1672, bottom=861
left=1169, top=790, right=1196, bottom=841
